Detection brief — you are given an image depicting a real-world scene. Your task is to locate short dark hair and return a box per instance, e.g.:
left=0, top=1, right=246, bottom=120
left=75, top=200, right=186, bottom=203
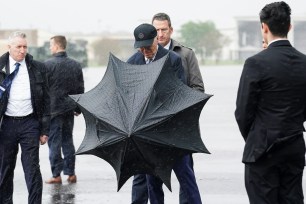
left=152, top=12, right=172, bottom=27
left=259, top=1, right=291, bottom=37
left=51, top=35, right=67, bottom=49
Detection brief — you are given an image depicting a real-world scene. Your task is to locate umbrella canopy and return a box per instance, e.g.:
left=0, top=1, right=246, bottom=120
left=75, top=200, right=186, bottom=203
left=70, top=53, right=212, bottom=191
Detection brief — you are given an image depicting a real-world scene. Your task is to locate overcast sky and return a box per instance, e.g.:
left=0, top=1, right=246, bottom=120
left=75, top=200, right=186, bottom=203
left=1, top=0, right=306, bottom=34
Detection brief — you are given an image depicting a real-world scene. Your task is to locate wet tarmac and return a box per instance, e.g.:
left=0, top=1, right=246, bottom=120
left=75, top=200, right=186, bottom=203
left=12, top=65, right=306, bottom=203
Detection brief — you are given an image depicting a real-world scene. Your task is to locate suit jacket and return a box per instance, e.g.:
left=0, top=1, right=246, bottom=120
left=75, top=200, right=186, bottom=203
left=235, top=40, right=306, bottom=163
left=127, top=44, right=185, bottom=84
left=170, top=39, right=204, bottom=92
left=44, top=51, right=84, bottom=118
left=0, top=52, right=50, bottom=135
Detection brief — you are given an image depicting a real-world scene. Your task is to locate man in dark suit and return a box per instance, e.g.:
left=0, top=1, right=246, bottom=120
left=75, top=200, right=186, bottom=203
left=235, top=2, right=306, bottom=204
left=44, top=35, right=84, bottom=184
left=129, top=23, right=202, bottom=204
left=0, top=31, right=50, bottom=203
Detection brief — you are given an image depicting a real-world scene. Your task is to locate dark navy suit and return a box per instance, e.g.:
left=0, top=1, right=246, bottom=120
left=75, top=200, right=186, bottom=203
left=128, top=45, right=202, bottom=204
left=0, top=52, right=50, bottom=204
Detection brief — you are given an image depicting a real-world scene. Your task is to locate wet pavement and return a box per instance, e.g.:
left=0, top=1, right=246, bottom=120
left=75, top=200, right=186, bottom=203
left=12, top=65, right=305, bottom=203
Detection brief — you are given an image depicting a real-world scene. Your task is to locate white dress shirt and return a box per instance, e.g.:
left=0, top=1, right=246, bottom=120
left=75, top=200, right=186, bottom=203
left=268, top=38, right=288, bottom=46
left=164, top=40, right=171, bottom=50
left=145, top=45, right=158, bottom=64
left=5, top=57, right=33, bottom=116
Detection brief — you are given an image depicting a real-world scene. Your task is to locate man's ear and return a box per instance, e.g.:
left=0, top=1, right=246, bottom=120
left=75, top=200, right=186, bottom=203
left=261, top=23, right=269, bottom=34
left=169, top=26, right=173, bottom=34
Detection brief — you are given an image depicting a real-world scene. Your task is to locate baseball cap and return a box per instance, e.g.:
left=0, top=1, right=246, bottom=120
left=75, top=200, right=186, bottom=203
left=133, top=23, right=157, bottom=48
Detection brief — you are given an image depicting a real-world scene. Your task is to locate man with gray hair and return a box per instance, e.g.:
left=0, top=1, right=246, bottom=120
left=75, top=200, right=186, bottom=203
left=0, top=31, right=50, bottom=204
left=129, top=23, right=202, bottom=204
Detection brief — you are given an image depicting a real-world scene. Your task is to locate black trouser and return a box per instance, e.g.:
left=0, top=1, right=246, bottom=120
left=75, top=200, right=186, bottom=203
left=0, top=115, right=42, bottom=204
left=48, top=112, right=75, bottom=177
left=131, top=154, right=198, bottom=204
left=245, top=136, right=305, bottom=204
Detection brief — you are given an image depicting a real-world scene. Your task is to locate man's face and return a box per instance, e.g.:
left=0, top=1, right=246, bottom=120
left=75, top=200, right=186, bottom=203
left=8, top=37, right=27, bottom=62
left=152, top=20, right=173, bottom=47
left=262, top=39, right=268, bottom=49
left=139, top=37, right=158, bottom=59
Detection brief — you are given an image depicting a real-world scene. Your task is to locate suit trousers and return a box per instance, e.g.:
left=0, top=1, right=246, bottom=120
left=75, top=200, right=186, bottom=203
left=131, top=174, right=148, bottom=204
left=147, top=154, right=202, bottom=204
left=48, top=112, right=75, bottom=177
left=0, top=115, right=42, bottom=204
left=245, top=136, right=305, bottom=204
left=131, top=155, right=196, bottom=204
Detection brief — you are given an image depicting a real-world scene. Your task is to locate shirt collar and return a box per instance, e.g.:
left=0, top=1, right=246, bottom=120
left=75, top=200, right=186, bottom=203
left=9, top=56, right=26, bottom=69
left=145, top=45, right=158, bottom=63
left=164, top=40, right=171, bottom=50
left=268, top=38, right=288, bottom=46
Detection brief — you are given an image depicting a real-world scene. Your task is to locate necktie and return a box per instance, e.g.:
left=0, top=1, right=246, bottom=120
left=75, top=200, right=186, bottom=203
left=147, top=59, right=153, bottom=64
left=0, top=62, right=20, bottom=99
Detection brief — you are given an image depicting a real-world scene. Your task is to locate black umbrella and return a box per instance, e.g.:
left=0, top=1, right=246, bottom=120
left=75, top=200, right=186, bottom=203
left=70, top=53, right=212, bottom=191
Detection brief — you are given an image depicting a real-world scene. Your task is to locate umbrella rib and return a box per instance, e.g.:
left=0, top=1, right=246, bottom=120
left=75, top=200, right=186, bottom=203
left=152, top=84, right=186, bottom=115
left=130, top=138, right=156, bottom=169
left=134, top=84, right=192, bottom=132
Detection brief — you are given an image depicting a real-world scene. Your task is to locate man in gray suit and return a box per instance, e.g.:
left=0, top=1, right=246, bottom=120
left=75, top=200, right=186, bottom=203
left=151, top=12, right=204, bottom=204
left=152, top=12, right=204, bottom=92
left=235, top=1, right=306, bottom=204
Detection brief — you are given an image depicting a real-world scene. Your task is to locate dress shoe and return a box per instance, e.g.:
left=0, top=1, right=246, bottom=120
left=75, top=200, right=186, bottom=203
left=45, top=176, right=62, bottom=184
left=67, top=175, right=77, bottom=183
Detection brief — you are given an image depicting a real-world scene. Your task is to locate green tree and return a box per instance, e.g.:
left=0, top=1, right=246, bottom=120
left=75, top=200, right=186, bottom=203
left=179, top=21, right=228, bottom=64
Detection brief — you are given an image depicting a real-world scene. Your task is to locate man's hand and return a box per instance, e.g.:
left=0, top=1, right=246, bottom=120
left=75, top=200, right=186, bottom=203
left=40, top=135, right=48, bottom=145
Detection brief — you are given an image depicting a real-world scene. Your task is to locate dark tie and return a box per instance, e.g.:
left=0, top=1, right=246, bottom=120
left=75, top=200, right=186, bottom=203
left=0, top=62, right=20, bottom=99
left=147, top=59, right=153, bottom=64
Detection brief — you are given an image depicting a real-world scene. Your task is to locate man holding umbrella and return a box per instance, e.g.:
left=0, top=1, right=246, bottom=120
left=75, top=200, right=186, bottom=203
left=128, top=23, right=203, bottom=204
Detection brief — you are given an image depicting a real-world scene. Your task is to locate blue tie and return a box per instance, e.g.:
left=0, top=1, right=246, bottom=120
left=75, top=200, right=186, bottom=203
left=0, top=62, right=20, bottom=99
left=147, top=59, right=153, bottom=64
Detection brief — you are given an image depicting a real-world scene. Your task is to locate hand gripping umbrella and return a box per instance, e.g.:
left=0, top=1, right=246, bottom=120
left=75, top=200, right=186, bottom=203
left=70, top=53, right=212, bottom=191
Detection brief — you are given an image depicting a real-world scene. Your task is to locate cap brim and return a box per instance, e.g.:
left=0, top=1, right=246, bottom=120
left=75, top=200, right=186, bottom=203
left=134, top=38, right=154, bottom=48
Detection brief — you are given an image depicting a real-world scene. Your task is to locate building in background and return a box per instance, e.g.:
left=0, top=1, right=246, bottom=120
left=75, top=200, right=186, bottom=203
left=1, top=17, right=305, bottom=66
left=0, top=29, right=48, bottom=55
left=292, top=17, right=306, bottom=54
left=233, top=16, right=306, bottom=61
left=0, top=29, right=88, bottom=67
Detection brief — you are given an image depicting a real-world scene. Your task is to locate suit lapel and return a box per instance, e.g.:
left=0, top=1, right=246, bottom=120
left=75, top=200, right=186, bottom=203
left=154, top=45, right=168, bottom=61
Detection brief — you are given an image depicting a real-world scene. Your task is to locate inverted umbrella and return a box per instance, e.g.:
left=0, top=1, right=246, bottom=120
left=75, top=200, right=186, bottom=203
left=70, top=53, right=212, bottom=191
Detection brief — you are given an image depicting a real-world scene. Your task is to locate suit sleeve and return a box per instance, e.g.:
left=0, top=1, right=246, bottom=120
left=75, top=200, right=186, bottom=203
left=41, top=63, right=51, bottom=136
left=186, top=50, right=204, bottom=92
left=169, top=52, right=186, bottom=84
left=75, top=65, right=85, bottom=114
left=176, top=58, right=186, bottom=84
left=78, top=64, right=85, bottom=94
left=303, top=109, right=306, bottom=131
left=235, top=58, right=261, bottom=140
